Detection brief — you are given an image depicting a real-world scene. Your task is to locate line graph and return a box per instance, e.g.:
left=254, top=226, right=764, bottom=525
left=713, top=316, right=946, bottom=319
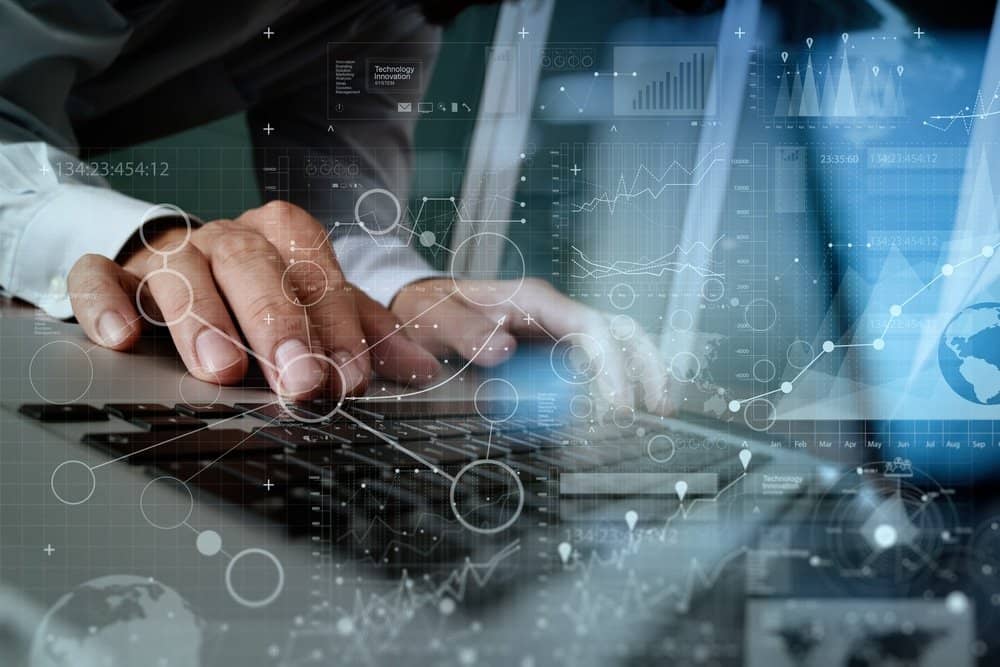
left=569, top=236, right=725, bottom=279
left=570, top=143, right=727, bottom=214
left=924, top=80, right=1000, bottom=133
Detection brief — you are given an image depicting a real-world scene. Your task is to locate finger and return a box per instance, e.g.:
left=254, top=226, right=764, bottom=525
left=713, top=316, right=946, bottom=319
left=237, top=201, right=371, bottom=394
left=193, top=224, right=327, bottom=398
left=506, top=279, right=632, bottom=407
left=142, top=244, right=249, bottom=385
left=67, top=254, right=143, bottom=351
left=614, top=315, right=671, bottom=414
left=403, top=296, right=517, bottom=367
left=353, top=288, right=441, bottom=384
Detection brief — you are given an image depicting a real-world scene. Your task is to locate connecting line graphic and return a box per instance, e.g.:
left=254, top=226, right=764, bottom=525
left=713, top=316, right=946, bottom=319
left=544, top=70, right=637, bottom=114
left=344, top=289, right=459, bottom=367
left=924, top=81, right=1000, bottom=133
left=571, top=143, right=727, bottom=214
left=730, top=240, right=1000, bottom=410
left=184, top=414, right=280, bottom=483
left=89, top=401, right=281, bottom=470
left=337, top=410, right=456, bottom=482
left=346, top=315, right=508, bottom=402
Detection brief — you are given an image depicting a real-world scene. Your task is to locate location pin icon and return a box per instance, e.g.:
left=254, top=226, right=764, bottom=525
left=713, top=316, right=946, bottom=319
left=806, top=37, right=814, bottom=49
left=842, top=32, right=849, bottom=44
left=897, top=65, right=904, bottom=76
left=780, top=51, right=789, bottom=63
left=872, top=65, right=879, bottom=77
left=739, top=448, right=752, bottom=471
left=675, top=480, right=688, bottom=502
left=625, top=510, right=638, bottom=531
left=558, top=542, right=572, bottom=564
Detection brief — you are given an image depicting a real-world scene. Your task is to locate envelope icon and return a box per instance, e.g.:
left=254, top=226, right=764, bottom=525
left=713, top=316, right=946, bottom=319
left=397, top=102, right=412, bottom=112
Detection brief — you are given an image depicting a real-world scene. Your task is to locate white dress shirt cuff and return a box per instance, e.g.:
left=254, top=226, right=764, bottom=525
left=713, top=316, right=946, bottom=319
left=8, top=185, right=174, bottom=319
left=332, top=234, right=443, bottom=308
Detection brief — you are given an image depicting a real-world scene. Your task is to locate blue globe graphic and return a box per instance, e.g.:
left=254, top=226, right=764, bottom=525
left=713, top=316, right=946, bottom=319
left=938, top=302, right=1000, bottom=405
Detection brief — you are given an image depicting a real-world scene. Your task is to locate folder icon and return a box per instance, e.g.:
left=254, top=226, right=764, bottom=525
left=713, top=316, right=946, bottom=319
left=397, top=102, right=412, bottom=112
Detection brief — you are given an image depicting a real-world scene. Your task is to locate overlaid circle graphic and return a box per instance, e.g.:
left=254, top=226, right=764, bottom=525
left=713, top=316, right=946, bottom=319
left=451, top=232, right=526, bottom=306
left=450, top=460, right=525, bottom=534
left=474, top=378, right=518, bottom=422
left=354, top=188, right=402, bottom=236
left=550, top=333, right=606, bottom=384
left=609, top=283, right=636, bottom=310
left=136, top=269, right=194, bottom=327
left=29, top=340, right=94, bottom=405
left=178, top=371, right=223, bottom=406
left=569, top=394, right=593, bottom=419
left=281, top=260, right=328, bottom=307
left=140, top=476, right=194, bottom=530
left=50, top=460, right=96, bottom=505
left=701, top=278, right=725, bottom=302
left=647, top=434, right=677, bottom=463
left=139, top=204, right=192, bottom=256
left=752, top=358, right=777, bottom=383
left=669, top=351, right=701, bottom=383
left=610, top=315, right=636, bottom=340
left=744, top=299, right=777, bottom=332
left=225, top=548, right=285, bottom=608
left=275, top=353, right=346, bottom=423
left=786, top=340, right=815, bottom=369
left=743, top=398, right=777, bottom=432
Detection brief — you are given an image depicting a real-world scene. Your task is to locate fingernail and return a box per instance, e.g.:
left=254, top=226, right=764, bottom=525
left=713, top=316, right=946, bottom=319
left=274, top=339, right=325, bottom=396
left=334, top=350, right=368, bottom=393
left=97, top=311, right=129, bottom=346
left=196, top=329, right=243, bottom=374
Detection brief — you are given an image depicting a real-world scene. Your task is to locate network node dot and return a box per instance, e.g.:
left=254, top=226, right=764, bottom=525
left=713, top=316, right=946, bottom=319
left=941, top=263, right=954, bottom=276
left=728, top=400, right=741, bottom=413
left=873, top=338, right=885, bottom=350
left=781, top=382, right=793, bottom=394
left=889, top=304, right=902, bottom=317
left=822, top=340, right=835, bottom=353
left=984, top=245, right=995, bottom=258
left=559, top=86, right=566, bottom=92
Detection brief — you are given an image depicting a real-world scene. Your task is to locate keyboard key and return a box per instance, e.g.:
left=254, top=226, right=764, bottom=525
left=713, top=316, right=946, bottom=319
left=174, top=403, right=242, bottom=419
left=233, top=402, right=314, bottom=423
left=255, top=426, right=351, bottom=447
left=103, top=403, right=177, bottom=420
left=128, top=414, right=207, bottom=431
left=82, top=429, right=281, bottom=463
left=19, top=403, right=108, bottom=422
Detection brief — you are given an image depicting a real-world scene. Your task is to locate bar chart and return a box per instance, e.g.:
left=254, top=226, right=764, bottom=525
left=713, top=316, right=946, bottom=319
left=613, top=46, right=717, bottom=116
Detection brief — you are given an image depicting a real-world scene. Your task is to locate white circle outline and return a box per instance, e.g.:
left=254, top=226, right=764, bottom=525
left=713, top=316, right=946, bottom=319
left=752, top=358, right=777, bottom=383
left=786, top=340, right=815, bottom=370
left=450, top=460, right=525, bottom=535
left=743, top=398, right=777, bottom=432
left=136, top=269, right=194, bottom=327
left=50, top=460, right=96, bottom=505
left=612, top=405, right=636, bottom=429
left=744, top=298, right=777, bottom=332
left=29, top=340, right=94, bottom=405
left=451, top=232, right=526, bottom=306
left=139, top=204, right=193, bottom=256
left=280, top=260, right=329, bottom=307
left=610, top=315, right=637, bottom=341
left=669, top=351, right=702, bottom=383
left=178, top=370, right=223, bottom=407
left=569, top=394, right=593, bottom=419
left=550, top=332, right=606, bottom=385
left=474, top=378, right=518, bottom=423
left=139, top=476, right=194, bottom=530
left=225, top=548, right=285, bottom=608
left=646, top=434, right=677, bottom=464
left=608, top=283, right=636, bottom=310
left=275, top=353, right=347, bottom=423
left=701, top=278, right=725, bottom=302
left=354, top=188, right=402, bottom=236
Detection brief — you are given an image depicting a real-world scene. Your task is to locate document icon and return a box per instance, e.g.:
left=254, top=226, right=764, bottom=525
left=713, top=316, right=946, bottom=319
left=397, top=102, right=412, bottom=112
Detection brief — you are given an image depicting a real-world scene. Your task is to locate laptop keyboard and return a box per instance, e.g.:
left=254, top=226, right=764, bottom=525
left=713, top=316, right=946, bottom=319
left=19, top=399, right=749, bottom=568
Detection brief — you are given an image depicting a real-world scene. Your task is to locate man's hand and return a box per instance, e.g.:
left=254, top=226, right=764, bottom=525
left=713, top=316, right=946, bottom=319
left=391, top=278, right=670, bottom=414
left=67, top=201, right=440, bottom=399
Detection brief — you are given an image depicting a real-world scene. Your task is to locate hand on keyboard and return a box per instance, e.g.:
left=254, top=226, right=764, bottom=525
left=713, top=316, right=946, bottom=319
left=391, top=278, right=671, bottom=415
left=66, top=201, right=441, bottom=399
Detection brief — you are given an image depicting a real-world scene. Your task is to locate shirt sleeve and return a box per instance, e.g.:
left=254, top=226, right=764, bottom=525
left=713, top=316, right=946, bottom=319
left=246, top=6, right=444, bottom=308
left=0, top=2, right=174, bottom=319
